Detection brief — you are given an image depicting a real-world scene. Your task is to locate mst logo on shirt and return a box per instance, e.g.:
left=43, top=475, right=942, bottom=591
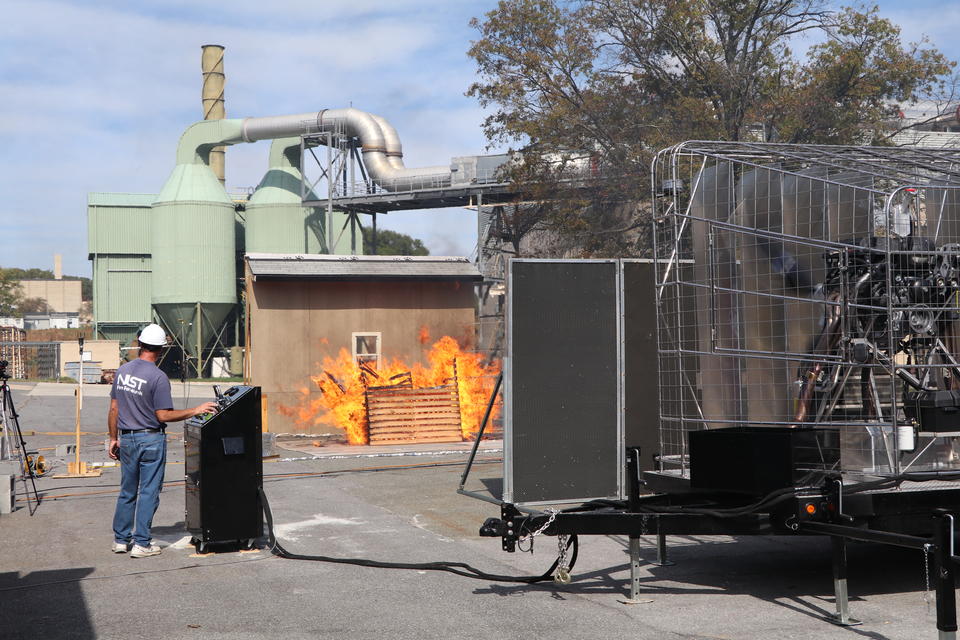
left=117, top=373, right=149, bottom=396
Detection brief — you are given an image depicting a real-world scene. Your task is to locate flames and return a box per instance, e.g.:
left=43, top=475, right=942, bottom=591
left=278, top=334, right=501, bottom=445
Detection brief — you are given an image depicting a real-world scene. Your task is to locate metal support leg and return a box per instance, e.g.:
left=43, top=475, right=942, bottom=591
left=827, top=536, right=861, bottom=626
left=619, top=448, right=653, bottom=604
left=934, top=510, right=958, bottom=640
left=655, top=532, right=674, bottom=567
left=629, top=537, right=642, bottom=599
left=617, top=535, right=654, bottom=604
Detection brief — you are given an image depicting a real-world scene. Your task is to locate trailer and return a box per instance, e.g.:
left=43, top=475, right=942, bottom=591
left=465, top=142, right=960, bottom=638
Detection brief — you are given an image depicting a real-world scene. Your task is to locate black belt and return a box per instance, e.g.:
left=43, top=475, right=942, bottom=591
left=120, top=428, right=165, bottom=434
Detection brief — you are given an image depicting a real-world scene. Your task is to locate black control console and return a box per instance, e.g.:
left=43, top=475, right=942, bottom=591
left=184, top=385, right=262, bottom=552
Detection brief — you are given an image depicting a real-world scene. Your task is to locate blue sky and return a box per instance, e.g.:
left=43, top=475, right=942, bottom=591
left=1, top=0, right=958, bottom=277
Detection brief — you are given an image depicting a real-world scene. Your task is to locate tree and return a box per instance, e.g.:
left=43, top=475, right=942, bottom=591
left=18, top=297, right=48, bottom=314
left=0, top=270, right=22, bottom=316
left=773, top=7, right=956, bottom=143
left=2, top=267, right=54, bottom=280
left=361, top=227, right=430, bottom=256
left=467, top=1, right=955, bottom=255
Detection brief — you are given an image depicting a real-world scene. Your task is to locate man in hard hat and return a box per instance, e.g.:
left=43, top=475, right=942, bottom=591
left=107, top=323, right=217, bottom=558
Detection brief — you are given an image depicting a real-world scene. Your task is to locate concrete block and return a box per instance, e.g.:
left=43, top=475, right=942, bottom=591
left=57, top=444, right=77, bottom=457
left=0, top=474, right=14, bottom=514
left=262, top=432, right=277, bottom=458
left=0, top=460, right=20, bottom=476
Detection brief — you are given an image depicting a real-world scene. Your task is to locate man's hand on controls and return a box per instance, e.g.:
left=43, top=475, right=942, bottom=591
left=193, top=401, right=218, bottom=417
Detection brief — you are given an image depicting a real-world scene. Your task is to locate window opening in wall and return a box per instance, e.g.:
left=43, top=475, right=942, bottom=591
left=352, top=332, right=381, bottom=368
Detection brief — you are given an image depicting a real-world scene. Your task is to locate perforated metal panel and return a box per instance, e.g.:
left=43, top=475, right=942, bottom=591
left=504, top=259, right=622, bottom=505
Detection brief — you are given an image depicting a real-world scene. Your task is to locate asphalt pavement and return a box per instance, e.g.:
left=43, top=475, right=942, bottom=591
left=0, top=381, right=949, bottom=639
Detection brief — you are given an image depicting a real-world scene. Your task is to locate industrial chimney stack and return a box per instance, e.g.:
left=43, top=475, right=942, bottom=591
left=201, top=44, right=226, bottom=185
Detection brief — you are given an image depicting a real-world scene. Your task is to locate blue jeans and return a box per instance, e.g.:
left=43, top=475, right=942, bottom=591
left=112, top=431, right=167, bottom=547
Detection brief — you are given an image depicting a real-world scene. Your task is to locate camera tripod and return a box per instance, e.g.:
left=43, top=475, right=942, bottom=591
left=0, top=370, right=41, bottom=515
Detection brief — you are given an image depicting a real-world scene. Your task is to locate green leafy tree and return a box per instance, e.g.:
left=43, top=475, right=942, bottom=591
left=0, top=270, right=23, bottom=316
left=772, top=7, right=955, bottom=143
left=467, top=0, right=955, bottom=255
left=3, top=267, right=54, bottom=280
left=18, top=297, right=48, bottom=314
left=362, top=227, right=430, bottom=256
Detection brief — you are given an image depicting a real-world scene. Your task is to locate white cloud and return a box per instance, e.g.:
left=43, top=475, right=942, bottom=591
left=10, top=0, right=953, bottom=277
left=876, top=4, right=960, bottom=51
left=0, top=0, right=496, bottom=275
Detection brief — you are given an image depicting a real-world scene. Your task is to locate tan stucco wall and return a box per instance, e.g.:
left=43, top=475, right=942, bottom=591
left=58, top=339, right=121, bottom=378
left=19, top=280, right=83, bottom=313
left=247, top=274, right=476, bottom=434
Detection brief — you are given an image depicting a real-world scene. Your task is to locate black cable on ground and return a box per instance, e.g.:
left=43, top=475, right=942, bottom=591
left=259, top=488, right=577, bottom=584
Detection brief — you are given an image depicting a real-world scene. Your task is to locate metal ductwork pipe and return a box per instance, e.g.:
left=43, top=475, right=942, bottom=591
left=239, top=108, right=451, bottom=192
left=368, top=112, right=406, bottom=170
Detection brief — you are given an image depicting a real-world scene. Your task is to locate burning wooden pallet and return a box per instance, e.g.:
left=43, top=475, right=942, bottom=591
left=365, top=374, right=464, bottom=446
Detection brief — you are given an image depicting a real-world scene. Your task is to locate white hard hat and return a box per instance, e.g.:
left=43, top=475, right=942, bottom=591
left=138, top=324, right=167, bottom=346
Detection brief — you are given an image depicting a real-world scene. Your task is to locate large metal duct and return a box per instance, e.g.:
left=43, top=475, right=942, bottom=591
left=239, top=108, right=451, bottom=191
left=170, top=109, right=450, bottom=192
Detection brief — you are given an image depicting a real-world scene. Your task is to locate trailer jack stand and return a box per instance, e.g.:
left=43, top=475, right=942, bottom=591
left=826, top=536, right=861, bottom=626
left=654, top=532, right=674, bottom=567
left=616, top=535, right=654, bottom=605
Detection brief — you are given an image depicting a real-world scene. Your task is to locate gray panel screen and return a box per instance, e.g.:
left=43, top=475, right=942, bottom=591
left=623, top=261, right=659, bottom=471
left=508, top=260, right=620, bottom=504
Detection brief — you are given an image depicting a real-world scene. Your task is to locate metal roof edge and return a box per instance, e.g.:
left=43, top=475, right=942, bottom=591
left=245, top=253, right=472, bottom=263
left=88, top=192, right=158, bottom=206
left=252, top=273, right=483, bottom=282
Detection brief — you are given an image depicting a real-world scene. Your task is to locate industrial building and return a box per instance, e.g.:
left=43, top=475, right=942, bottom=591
left=244, top=253, right=481, bottom=433
left=88, top=45, right=516, bottom=380
left=87, top=165, right=359, bottom=374
left=17, top=280, right=81, bottom=315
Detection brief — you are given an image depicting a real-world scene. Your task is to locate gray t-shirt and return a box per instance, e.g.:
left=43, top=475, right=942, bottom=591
left=110, top=358, right=174, bottom=430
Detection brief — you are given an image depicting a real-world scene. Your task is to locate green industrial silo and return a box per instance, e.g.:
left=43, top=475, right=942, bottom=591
left=246, top=137, right=324, bottom=253
left=151, top=120, right=244, bottom=372
left=246, top=137, right=361, bottom=255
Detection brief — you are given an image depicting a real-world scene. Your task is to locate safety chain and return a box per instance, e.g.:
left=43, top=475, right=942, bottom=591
left=518, top=508, right=559, bottom=550
left=512, top=509, right=572, bottom=584
left=923, top=544, right=933, bottom=612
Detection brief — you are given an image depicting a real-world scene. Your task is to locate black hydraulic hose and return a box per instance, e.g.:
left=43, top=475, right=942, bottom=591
left=259, top=488, right=578, bottom=584
left=558, top=471, right=960, bottom=520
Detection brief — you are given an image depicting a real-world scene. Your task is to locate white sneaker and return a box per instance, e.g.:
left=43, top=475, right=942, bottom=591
left=112, top=541, right=129, bottom=553
left=130, top=543, right=162, bottom=558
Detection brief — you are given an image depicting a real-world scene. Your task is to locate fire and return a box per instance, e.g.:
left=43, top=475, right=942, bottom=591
left=278, top=336, right=501, bottom=445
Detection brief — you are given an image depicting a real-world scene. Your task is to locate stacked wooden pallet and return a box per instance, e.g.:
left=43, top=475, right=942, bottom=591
left=365, top=381, right=463, bottom=445
left=0, top=326, right=26, bottom=379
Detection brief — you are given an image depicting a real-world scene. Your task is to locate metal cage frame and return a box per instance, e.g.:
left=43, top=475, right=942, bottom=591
left=651, top=141, right=960, bottom=482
